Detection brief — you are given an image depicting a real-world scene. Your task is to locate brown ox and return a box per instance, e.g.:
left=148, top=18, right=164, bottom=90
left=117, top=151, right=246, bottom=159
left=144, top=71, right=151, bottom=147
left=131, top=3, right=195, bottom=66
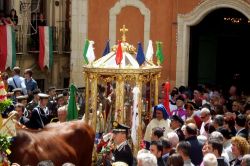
left=9, top=121, right=95, bottom=166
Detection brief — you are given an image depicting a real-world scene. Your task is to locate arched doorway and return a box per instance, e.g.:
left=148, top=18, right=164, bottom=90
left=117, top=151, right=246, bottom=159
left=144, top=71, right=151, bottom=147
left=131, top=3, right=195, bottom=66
left=189, top=8, right=250, bottom=90
left=176, top=0, right=250, bottom=89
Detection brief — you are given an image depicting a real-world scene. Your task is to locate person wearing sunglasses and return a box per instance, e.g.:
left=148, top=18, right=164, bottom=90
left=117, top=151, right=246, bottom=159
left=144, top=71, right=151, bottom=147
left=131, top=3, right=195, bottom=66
left=199, top=108, right=212, bottom=138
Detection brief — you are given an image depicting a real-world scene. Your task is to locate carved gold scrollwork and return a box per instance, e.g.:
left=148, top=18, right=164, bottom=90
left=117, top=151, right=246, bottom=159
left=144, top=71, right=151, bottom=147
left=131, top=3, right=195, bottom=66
left=90, top=73, right=98, bottom=132
left=99, top=76, right=115, bottom=82
left=84, top=72, right=90, bottom=123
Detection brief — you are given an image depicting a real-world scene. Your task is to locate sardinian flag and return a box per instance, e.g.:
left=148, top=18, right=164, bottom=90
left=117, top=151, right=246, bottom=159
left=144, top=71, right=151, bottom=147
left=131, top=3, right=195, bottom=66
left=131, top=86, right=139, bottom=145
left=39, top=26, right=53, bottom=70
left=0, top=25, right=16, bottom=71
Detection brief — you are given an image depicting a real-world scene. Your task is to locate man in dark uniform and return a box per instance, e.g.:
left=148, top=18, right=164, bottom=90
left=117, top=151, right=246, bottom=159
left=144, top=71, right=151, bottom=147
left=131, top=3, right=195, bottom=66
left=16, top=95, right=30, bottom=118
left=170, top=115, right=185, bottom=141
left=47, top=87, right=58, bottom=119
left=12, top=88, right=22, bottom=104
left=112, top=121, right=133, bottom=166
left=15, top=103, right=29, bottom=126
left=56, top=94, right=67, bottom=107
left=26, top=89, right=41, bottom=118
left=27, top=93, right=50, bottom=129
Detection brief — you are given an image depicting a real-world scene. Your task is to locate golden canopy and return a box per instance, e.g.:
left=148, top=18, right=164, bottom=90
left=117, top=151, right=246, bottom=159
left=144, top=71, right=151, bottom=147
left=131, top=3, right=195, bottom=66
left=83, top=25, right=162, bottom=153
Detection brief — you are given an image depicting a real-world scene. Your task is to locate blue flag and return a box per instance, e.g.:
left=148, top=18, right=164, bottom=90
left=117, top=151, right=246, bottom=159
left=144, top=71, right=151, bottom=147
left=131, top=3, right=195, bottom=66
left=102, top=40, right=110, bottom=57
left=136, top=42, right=145, bottom=66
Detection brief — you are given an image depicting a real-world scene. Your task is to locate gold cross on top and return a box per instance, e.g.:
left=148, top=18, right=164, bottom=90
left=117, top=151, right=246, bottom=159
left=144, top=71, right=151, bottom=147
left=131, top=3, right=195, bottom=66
left=120, top=25, right=128, bottom=42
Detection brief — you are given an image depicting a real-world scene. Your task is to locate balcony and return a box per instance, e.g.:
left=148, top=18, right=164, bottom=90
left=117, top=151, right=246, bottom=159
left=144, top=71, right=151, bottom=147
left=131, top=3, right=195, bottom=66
left=15, top=25, right=71, bottom=54
left=28, top=26, right=58, bottom=53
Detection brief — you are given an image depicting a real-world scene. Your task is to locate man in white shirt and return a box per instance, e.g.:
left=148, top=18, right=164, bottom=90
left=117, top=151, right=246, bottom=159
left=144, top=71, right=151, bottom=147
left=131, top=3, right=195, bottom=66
left=7, top=66, right=27, bottom=95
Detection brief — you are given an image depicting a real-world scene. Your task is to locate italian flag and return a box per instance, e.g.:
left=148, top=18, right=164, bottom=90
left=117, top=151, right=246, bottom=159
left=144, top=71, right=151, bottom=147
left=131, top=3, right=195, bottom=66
left=39, top=26, right=53, bottom=70
left=0, top=25, right=16, bottom=71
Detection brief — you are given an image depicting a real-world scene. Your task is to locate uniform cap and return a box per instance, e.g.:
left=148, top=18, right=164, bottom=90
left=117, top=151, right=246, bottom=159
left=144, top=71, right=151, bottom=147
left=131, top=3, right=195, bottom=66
left=16, top=95, right=28, bottom=100
left=38, top=93, right=50, bottom=99
left=56, top=94, right=63, bottom=100
left=112, top=121, right=130, bottom=133
left=13, top=88, right=22, bottom=93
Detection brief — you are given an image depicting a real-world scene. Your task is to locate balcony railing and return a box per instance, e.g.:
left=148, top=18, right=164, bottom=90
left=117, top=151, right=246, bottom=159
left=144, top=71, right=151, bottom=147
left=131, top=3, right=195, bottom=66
left=15, top=25, right=23, bottom=54
left=61, top=27, right=71, bottom=52
left=28, top=26, right=58, bottom=53
left=14, top=25, right=71, bottom=54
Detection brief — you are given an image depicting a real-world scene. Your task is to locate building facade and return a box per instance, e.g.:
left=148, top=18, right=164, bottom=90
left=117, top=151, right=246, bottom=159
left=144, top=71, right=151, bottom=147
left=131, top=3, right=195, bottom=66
left=1, top=0, right=250, bottom=90
left=71, top=0, right=250, bottom=89
left=0, top=0, right=71, bottom=92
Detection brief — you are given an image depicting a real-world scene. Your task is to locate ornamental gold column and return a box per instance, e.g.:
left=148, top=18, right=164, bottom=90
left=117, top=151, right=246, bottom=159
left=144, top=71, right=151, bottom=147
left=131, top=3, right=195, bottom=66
left=135, top=74, right=143, bottom=154
left=154, top=73, right=160, bottom=105
left=84, top=72, right=89, bottom=124
left=149, top=79, right=153, bottom=111
left=115, top=75, right=125, bottom=123
left=90, top=73, right=98, bottom=132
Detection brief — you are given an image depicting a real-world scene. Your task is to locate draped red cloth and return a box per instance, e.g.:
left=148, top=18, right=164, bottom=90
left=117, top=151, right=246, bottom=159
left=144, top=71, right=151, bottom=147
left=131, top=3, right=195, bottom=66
left=163, top=82, right=171, bottom=116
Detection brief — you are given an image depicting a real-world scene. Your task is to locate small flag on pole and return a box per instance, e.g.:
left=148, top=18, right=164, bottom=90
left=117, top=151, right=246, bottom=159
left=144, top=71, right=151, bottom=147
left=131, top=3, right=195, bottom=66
left=86, top=41, right=95, bottom=64
left=146, top=40, right=154, bottom=62
left=156, top=42, right=164, bottom=65
left=115, top=41, right=123, bottom=65
left=67, top=84, right=78, bottom=121
left=136, top=42, right=145, bottom=66
left=83, top=39, right=89, bottom=64
left=102, top=40, right=110, bottom=57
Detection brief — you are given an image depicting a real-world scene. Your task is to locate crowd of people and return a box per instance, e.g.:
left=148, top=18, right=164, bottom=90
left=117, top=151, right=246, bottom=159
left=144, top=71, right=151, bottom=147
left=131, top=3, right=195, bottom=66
left=103, top=79, right=250, bottom=166
left=1, top=65, right=250, bottom=166
left=1, top=66, right=84, bottom=130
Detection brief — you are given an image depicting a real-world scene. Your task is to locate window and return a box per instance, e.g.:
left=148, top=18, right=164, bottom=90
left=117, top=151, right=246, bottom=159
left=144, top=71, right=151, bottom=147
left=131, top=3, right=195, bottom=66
left=36, top=79, right=45, bottom=92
